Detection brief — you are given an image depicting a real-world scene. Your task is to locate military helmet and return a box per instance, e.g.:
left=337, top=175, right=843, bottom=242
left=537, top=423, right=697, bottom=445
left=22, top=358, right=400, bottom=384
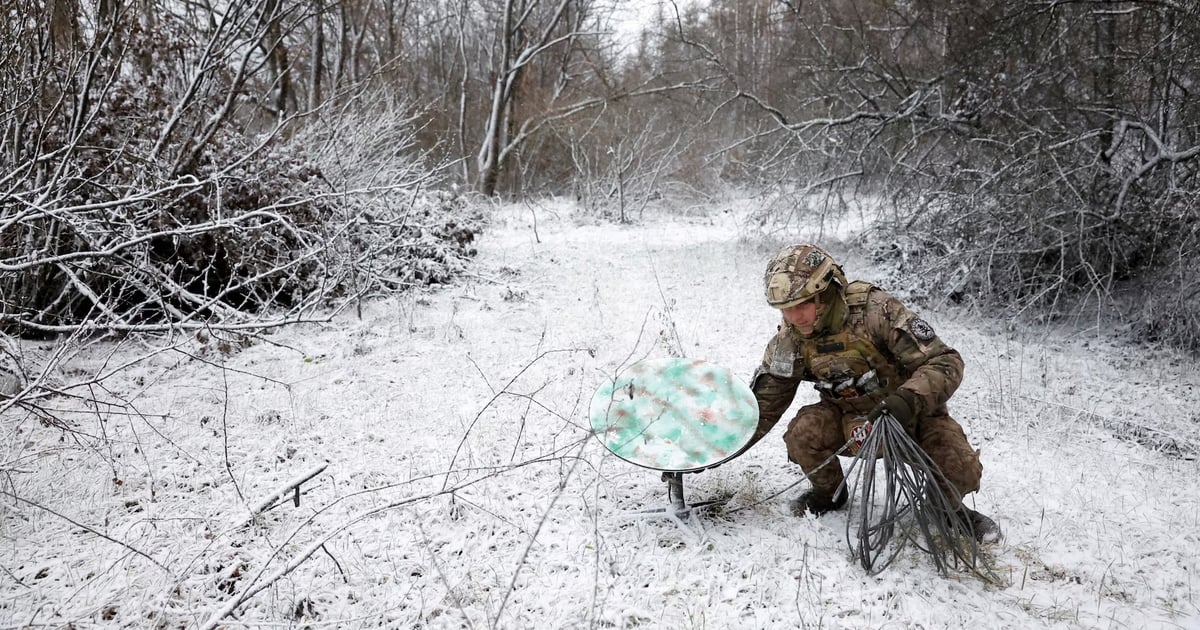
left=763, top=244, right=846, bottom=308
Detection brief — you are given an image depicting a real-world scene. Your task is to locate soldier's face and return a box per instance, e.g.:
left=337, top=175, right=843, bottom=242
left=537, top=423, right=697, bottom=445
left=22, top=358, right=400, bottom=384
left=781, top=301, right=819, bottom=334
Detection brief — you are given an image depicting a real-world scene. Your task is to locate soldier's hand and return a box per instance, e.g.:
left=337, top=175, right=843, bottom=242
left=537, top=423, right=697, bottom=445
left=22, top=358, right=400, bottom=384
left=868, top=389, right=919, bottom=435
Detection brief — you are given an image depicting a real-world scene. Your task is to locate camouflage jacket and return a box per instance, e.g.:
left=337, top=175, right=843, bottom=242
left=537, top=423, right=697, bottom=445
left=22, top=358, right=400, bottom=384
left=748, top=281, right=964, bottom=444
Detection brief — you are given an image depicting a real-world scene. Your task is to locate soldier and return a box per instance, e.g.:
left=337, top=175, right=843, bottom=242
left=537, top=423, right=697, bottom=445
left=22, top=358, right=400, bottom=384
left=747, top=243, right=1000, bottom=542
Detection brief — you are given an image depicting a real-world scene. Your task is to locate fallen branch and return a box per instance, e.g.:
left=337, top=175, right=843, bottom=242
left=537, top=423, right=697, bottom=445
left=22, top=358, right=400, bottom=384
left=246, top=462, right=330, bottom=521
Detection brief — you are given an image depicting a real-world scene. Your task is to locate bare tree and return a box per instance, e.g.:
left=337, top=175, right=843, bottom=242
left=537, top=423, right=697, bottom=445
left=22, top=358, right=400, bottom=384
left=475, top=0, right=597, bottom=195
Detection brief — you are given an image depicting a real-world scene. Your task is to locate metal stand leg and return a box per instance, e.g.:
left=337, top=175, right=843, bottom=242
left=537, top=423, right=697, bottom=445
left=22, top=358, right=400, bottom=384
left=617, top=471, right=727, bottom=526
left=664, top=472, right=688, bottom=517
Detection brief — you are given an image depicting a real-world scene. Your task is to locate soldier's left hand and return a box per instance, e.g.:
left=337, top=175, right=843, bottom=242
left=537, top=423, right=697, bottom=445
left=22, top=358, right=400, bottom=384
left=868, top=389, right=919, bottom=435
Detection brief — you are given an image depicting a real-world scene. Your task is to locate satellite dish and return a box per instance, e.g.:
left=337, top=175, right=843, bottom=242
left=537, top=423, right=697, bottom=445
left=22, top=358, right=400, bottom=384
left=589, top=357, right=758, bottom=516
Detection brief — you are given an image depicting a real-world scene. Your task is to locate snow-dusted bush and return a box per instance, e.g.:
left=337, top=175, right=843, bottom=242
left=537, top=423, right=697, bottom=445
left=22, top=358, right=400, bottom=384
left=841, top=1, right=1200, bottom=351
left=1130, top=260, right=1200, bottom=351
left=0, top=6, right=482, bottom=338
left=0, top=3, right=485, bottom=424
left=871, top=127, right=1200, bottom=351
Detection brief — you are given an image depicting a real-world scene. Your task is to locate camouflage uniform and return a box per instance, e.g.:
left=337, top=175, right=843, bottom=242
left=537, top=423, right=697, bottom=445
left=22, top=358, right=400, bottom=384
left=751, top=253, right=983, bottom=507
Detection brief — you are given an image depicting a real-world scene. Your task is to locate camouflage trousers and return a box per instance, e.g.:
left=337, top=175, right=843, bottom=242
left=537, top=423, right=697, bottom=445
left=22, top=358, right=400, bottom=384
left=782, top=400, right=982, bottom=505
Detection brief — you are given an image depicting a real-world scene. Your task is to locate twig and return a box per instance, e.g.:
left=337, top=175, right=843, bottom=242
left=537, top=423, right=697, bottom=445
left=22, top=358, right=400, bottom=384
left=0, top=489, right=167, bottom=571
left=197, top=439, right=592, bottom=630
left=219, top=366, right=245, bottom=504
left=493, top=440, right=587, bottom=626
left=441, top=347, right=593, bottom=491
left=321, top=544, right=348, bottom=584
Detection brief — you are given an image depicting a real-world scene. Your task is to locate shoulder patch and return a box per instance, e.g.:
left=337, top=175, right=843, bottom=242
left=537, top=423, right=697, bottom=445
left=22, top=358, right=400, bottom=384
left=764, top=331, right=796, bottom=378
left=908, top=318, right=936, bottom=341
left=768, top=344, right=795, bottom=378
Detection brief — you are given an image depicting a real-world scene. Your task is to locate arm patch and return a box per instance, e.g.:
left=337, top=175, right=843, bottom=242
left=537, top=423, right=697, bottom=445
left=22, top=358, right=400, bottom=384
left=908, top=318, right=936, bottom=342
left=764, top=333, right=796, bottom=378
left=768, top=344, right=795, bottom=377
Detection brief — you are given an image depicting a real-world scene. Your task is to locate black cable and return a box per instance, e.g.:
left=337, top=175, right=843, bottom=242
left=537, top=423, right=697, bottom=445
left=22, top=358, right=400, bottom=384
left=843, top=413, right=998, bottom=582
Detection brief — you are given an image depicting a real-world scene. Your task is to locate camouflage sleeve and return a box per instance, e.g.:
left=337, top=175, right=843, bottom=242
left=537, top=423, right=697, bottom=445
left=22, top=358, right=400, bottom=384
left=865, top=289, right=963, bottom=417
left=744, top=330, right=803, bottom=448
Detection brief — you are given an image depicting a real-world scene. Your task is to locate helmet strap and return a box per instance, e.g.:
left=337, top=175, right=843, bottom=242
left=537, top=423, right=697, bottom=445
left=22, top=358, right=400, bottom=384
left=815, top=285, right=848, bottom=334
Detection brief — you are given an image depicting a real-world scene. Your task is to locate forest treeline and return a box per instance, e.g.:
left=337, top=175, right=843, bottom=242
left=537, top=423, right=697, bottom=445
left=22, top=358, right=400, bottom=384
left=2, top=0, right=1198, bottom=349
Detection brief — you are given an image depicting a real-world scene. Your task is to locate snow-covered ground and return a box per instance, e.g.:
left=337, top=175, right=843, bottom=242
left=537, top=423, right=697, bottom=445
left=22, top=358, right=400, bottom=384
left=3, top=197, right=1199, bottom=629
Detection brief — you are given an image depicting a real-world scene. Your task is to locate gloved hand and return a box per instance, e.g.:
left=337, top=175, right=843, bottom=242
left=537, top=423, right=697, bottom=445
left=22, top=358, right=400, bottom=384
left=868, top=389, right=919, bottom=435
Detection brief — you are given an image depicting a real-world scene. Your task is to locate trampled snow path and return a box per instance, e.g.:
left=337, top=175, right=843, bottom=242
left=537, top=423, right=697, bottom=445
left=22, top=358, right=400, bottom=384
left=3, top=198, right=1198, bottom=628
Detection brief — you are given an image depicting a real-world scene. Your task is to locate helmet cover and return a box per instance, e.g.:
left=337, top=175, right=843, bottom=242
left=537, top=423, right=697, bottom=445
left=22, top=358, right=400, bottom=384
left=763, top=244, right=845, bottom=308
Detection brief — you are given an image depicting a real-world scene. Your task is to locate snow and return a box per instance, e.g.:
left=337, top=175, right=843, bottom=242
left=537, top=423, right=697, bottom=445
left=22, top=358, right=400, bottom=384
left=3, top=196, right=1199, bottom=629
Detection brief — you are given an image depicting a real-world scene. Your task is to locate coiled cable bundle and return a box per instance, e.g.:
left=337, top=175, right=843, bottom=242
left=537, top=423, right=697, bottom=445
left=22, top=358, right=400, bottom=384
left=843, top=413, right=998, bottom=581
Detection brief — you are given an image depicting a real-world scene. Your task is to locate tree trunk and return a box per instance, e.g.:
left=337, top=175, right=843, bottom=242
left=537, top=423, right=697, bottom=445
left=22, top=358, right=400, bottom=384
left=48, top=0, right=81, bottom=53
left=476, top=0, right=518, bottom=197
left=1094, top=6, right=1118, bottom=162
left=308, top=0, right=324, bottom=112
left=261, top=0, right=293, bottom=120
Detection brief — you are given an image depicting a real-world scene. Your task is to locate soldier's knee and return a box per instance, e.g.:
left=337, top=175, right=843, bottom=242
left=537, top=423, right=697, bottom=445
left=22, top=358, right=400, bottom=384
left=782, top=419, right=805, bottom=444
left=963, top=450, right=983, bottom=489
left=784, top=416, right=830, bottom=450
left=918, top=416, right=982, bottom=494
left=782, top=423, right=812, bottom=462
left=933, top=443, right=981, bottom=495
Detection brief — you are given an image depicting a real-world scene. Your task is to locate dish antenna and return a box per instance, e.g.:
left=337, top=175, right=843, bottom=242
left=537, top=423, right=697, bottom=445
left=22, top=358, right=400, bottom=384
left=589, top=358, right=758, bottom=518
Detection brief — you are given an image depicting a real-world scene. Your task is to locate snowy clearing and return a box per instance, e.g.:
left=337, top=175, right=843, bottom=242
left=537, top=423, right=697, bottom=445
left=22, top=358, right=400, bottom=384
left=3, top=197, right=1199, bottom=629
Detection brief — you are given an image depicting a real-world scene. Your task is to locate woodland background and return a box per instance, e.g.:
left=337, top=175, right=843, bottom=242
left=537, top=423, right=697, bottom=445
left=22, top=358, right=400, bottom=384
left=3, top=0, right=1198, bottom=354
left=2, top=1, right=1199, bottom=626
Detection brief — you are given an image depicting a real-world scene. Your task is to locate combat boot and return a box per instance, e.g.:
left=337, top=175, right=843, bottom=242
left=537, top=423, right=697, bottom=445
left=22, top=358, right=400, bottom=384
left=790, top=487, right=847, bottom=517
left=958, top=507, right=1002, bottom=543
